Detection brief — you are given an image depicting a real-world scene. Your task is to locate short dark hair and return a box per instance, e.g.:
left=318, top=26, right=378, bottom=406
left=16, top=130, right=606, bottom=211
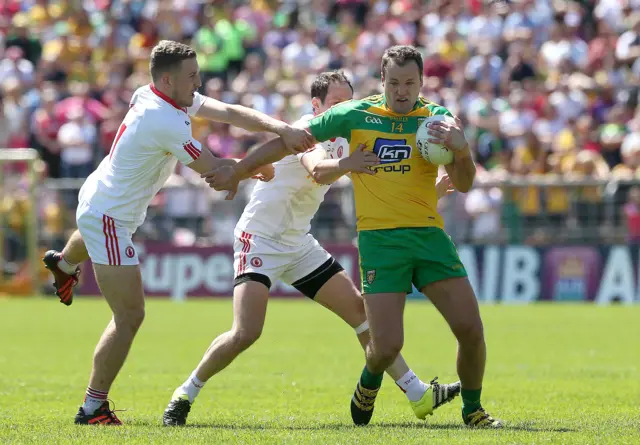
left=149, top=40, right=197, bottom=82
left=310, top=71, right=354, bottom=102
left=381, top=45, right=423, bottom=77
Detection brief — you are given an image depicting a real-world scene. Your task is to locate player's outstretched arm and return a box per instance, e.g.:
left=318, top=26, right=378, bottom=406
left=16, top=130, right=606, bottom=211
left=201, top=136, right=290, bottom=197
left=299, top=144, right=379, bottom=185
left=178, top=143, right=270, bottom=199
left=427, top=116, right=476, bottom=192
left=297, top=100, right=351, bottom=147
left=185, top=145, right=236, bottom=175
left=195, top=97, right=314, bottom=153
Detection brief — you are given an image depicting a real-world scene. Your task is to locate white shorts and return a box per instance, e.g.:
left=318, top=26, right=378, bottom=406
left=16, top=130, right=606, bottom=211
left=76, top=201, right=139, bottom=266
left=233, top=230, right=333, bottom=287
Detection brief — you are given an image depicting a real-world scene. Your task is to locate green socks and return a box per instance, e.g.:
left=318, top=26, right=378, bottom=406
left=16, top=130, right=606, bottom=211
left=461, top=387, right=482, bottom=418
left=360, top=366, right=383, bottom=390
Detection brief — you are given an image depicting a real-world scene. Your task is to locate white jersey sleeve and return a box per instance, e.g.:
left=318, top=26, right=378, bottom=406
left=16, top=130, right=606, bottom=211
left=187, top=92, right=207, bottom=117
left=291, top=115, right=312, bottom=129
left=296, top=145, right=321, bottom=161
left=129, top=89, right=139, bottom=107
left=150, top=118, right=203, bottom=166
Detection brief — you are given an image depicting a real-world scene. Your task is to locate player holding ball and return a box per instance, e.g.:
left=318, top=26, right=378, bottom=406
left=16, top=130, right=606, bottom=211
left=210, top=45, right=502, bottom=428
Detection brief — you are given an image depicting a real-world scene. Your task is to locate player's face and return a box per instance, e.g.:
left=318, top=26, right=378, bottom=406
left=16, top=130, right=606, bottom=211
left=171, top=57, right=202, bottom=108
left=315, top=81, right=353, bottom=114
left=382, top=61, right=423, bottom=114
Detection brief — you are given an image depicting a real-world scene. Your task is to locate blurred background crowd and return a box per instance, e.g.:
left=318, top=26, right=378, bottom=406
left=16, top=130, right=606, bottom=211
left=1, top=0, right=640, bottom=269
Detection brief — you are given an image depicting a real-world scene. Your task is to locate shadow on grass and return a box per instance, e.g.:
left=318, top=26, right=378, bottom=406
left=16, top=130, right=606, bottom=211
left=164, top=422, right=461, bottom=431
left=134, top=420, right=575, bottom=433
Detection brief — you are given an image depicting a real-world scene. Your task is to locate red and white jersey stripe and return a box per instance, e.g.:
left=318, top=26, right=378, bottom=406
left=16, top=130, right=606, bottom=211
left=102, top=215, right=121, bottom=265
left=236, top=231, right=253, bottom=275
left=79, top=84, right=206, bottom=227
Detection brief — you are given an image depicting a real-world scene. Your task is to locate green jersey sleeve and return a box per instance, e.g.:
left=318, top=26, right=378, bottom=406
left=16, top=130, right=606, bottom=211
left=424, top=102, right=454, bottom=118
left=306, top=101, right=355, bottom=142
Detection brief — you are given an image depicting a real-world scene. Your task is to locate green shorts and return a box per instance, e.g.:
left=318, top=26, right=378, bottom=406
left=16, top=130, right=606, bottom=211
left=358, top=227, right=467, bottom=295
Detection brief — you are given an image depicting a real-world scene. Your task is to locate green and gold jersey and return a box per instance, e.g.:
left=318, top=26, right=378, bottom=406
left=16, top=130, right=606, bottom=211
left=306, top=94, right=452, bottom=232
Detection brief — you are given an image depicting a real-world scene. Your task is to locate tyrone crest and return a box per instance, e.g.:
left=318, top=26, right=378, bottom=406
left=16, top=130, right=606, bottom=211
left=366, top=270, right=376, bottom=284
left=251, top=257, right=263, bottom=268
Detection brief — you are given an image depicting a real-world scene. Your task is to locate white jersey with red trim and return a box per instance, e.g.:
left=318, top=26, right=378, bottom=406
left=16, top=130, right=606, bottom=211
left=235, top=114, right=349, bottom=246
left=78, top=84, right=206, bottom=227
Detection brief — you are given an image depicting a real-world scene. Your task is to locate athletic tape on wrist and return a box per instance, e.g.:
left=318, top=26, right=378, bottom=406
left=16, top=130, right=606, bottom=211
left=354, top=320, right=369, bottom=334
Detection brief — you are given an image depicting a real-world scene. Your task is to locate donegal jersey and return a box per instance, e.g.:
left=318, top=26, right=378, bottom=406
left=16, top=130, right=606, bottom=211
left=306, top=94, right=452, bottom=231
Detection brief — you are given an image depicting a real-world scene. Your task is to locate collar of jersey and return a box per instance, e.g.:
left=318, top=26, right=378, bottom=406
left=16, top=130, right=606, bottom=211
left=149, top=83, right=185, bottom=112
left=380, top=96, right=422, bottom=114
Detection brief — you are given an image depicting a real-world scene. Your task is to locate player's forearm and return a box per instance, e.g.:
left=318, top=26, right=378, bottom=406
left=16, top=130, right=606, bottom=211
left=223, top=104, right=289, bottom=135
left=215, top=158, right=239, bottom=167
left=233, top=137, right=288, bottom=178
left=447, top=150, right=476, bottom=193
left=213, top=158, right=254, bottom=179
left=219, top=157, right=271, bottom=181
left=309, top=159, right=350, bottom=185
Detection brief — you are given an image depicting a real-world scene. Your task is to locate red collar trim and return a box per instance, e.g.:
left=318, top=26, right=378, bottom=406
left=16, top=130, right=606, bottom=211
left=149, top=83, right=184, bottom=111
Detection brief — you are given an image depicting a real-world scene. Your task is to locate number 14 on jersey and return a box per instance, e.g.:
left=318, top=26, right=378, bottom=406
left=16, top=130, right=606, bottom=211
left=391, top=122, right=404, bottom=133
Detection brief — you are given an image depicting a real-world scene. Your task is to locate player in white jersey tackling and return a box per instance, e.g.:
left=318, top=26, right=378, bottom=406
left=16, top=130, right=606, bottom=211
left=162, top=71, right=460, bottom=426
left=41, top=40, right=313, bottom=425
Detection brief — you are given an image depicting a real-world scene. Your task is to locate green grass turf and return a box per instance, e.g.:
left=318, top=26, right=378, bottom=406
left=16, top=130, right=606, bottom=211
left=0, top=298, right=639, bottom=444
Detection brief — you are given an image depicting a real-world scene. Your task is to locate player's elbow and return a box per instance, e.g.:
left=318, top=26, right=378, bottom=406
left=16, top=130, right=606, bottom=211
left=454, top=180, right=474, bottom=193
left=449, top=163, right=476, bottom=193
left=448, top=173, right=474, bottom=193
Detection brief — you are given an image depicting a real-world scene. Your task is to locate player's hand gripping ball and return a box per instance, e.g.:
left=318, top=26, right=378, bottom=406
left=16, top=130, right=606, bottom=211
left=416, top=115, right=458, bottom=166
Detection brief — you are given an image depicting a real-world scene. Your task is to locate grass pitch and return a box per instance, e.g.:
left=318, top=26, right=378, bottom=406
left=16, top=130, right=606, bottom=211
left=0, top=298, right=639, bottom=444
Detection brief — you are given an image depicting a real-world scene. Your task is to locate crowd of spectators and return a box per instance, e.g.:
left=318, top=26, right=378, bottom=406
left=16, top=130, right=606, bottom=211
left=1, top=0, right=639, bottom=254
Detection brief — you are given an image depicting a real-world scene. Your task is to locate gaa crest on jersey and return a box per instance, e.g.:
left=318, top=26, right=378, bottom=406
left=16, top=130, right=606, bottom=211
left=366, top=270, right=376, bottom=284
left=251, top=257, right=263, bottom=268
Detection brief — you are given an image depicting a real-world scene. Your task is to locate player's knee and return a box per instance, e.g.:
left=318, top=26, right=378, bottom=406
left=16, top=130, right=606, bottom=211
left=373, top=350, right=400, bottom=370
left=381, top=344, right=402, bottom=365
left=231, top=326, right=262, bottom=351
left=114, top=306, right=145, bottom=334
left=353, top=301, right=367, bottom=324
left=452, top=317, right=484, bottom=347
left=372, top=339, right=403, bottom=368
left=126, top=307, right=145, bottom=332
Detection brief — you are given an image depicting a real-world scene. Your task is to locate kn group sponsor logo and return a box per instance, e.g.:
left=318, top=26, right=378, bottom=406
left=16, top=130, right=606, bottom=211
left=372, top=138, right=412, bottom=174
